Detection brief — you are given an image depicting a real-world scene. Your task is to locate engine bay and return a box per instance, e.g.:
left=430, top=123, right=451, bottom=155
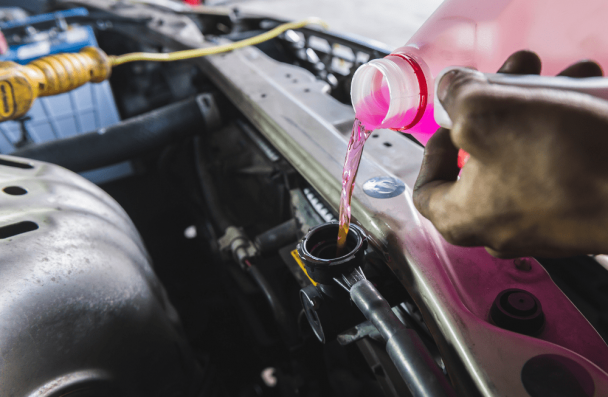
left=2, top=1, right=608, bottom=396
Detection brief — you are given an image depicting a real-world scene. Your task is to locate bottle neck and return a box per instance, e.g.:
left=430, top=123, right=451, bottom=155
left=351, top=52, right=428, bottom=131
left=389, top=53, right=428, bottom=131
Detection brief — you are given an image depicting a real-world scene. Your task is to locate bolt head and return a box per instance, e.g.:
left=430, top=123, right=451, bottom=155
left=490, top=289, right=544, bottom=335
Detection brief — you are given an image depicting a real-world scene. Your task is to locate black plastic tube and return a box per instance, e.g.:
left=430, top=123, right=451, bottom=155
left=247, top=265, right=300, bottom=348
left=254, top=219, right=299, bottom=255
left=192, top=136, right=231, bottom=233
left=13, top=97, right=204, bottom=173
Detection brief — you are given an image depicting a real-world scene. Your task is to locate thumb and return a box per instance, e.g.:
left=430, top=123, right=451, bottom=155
left=436, top=68, right=487, bottom=126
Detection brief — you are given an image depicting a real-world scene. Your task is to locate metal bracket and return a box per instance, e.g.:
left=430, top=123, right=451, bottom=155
left=218, top=226, right=258, bottom=267
left=195, top=93, right=222, bottom=132
left=337, top=320, right=382, bottom=346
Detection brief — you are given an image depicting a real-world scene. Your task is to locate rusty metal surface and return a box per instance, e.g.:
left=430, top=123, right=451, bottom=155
left=54, top=1, right=608, bottom=395
left=0, top=155, right=202, bottom=396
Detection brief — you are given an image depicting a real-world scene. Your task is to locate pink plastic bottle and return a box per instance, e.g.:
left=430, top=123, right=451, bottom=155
left=350, top=0, right=608, bottom=144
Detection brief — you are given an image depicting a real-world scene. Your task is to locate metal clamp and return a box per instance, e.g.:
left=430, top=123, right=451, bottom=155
left=218, top=226, right=257, bottom=267
left=348, top=274, right=455, bottom=397
left=195, top=93, right=222, bottom=132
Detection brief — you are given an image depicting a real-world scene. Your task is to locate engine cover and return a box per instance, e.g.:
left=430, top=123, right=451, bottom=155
left=0, top=155, right=202, bottom=396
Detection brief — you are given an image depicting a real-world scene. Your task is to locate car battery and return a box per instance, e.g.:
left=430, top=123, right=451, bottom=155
left=0, top=7, right=131, bottom=184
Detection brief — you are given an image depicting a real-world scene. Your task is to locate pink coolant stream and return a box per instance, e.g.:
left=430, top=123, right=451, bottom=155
left=336, top=119, right=370, bottom=255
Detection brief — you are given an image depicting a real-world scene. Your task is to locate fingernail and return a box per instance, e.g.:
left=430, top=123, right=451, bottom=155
left=437, top=70, right=460, bottom=102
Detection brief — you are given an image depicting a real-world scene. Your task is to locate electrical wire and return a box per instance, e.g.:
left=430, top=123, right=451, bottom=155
left=109, top=17, right=328, bottom=66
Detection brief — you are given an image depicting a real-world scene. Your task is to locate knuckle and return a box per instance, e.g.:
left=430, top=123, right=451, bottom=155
left=456, top=84, right=497, bottom=116
left=440, top=228, right=465, bottom=246
left=412, top=187, right=428, bottom=214
left=435, top=220, right=472, bottom=246
left=440, top=70, right=487, bottom=113
left=451, top=112, right=485, bottom=149
left=485, top=247, right=513, bottom=259
left=487, top=238, right=509, bottom=253
left=450, top=88, right=507, bottom=150
left=485, top=230, right=517, bottom=254
left=434, top=209, right=497, bottom=248
left=447, top=72, right=485, bottom=100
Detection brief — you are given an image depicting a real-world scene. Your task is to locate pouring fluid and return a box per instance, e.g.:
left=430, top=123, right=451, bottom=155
left=336, top=119, right=371, bottom=255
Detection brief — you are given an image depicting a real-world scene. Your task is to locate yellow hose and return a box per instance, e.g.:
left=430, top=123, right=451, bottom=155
left=109, top=17, right=328, bottom=66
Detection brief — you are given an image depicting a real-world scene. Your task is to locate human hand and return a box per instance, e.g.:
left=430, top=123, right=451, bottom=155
left=413, top=51, right=608, bottom=258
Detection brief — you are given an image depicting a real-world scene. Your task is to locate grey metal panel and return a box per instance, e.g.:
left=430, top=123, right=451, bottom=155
left=0, top=155, right=202, bottom=396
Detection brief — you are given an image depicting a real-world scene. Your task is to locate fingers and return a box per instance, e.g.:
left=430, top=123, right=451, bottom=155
left=436, top=70, right=503, bottom=157
left=413, top=128, right=460, bottom=191
left=436, top=68, right=485, bottom=124
left=413, top=128, right=460, bottom=221
left=497, top=50, right=542, bottom=75
left=558, top=60, right=603, bottom=78
left=495, top=51, right=602, bottom=78
left=437, top=50, right=541, bottom=124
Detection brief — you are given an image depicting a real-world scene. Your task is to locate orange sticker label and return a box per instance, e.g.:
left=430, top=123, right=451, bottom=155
left=291, top=249, right=317, bottom=286
left=0, top=81, right=15, bottom=119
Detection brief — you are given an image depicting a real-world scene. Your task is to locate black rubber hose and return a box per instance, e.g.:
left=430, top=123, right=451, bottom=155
left=247, top=265, right=300, bottom=348
left=12, top=98, right=204, bottom=173
left=254, top=219, right=299, bottom=255
left=193, top=136, right=231, bottom=232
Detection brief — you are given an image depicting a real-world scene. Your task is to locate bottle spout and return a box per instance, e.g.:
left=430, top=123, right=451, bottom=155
left=351, top=53, right=428, bottom=131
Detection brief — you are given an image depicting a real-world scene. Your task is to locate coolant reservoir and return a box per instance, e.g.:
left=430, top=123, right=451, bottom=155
left=351, top=0, right=608, bottom=144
